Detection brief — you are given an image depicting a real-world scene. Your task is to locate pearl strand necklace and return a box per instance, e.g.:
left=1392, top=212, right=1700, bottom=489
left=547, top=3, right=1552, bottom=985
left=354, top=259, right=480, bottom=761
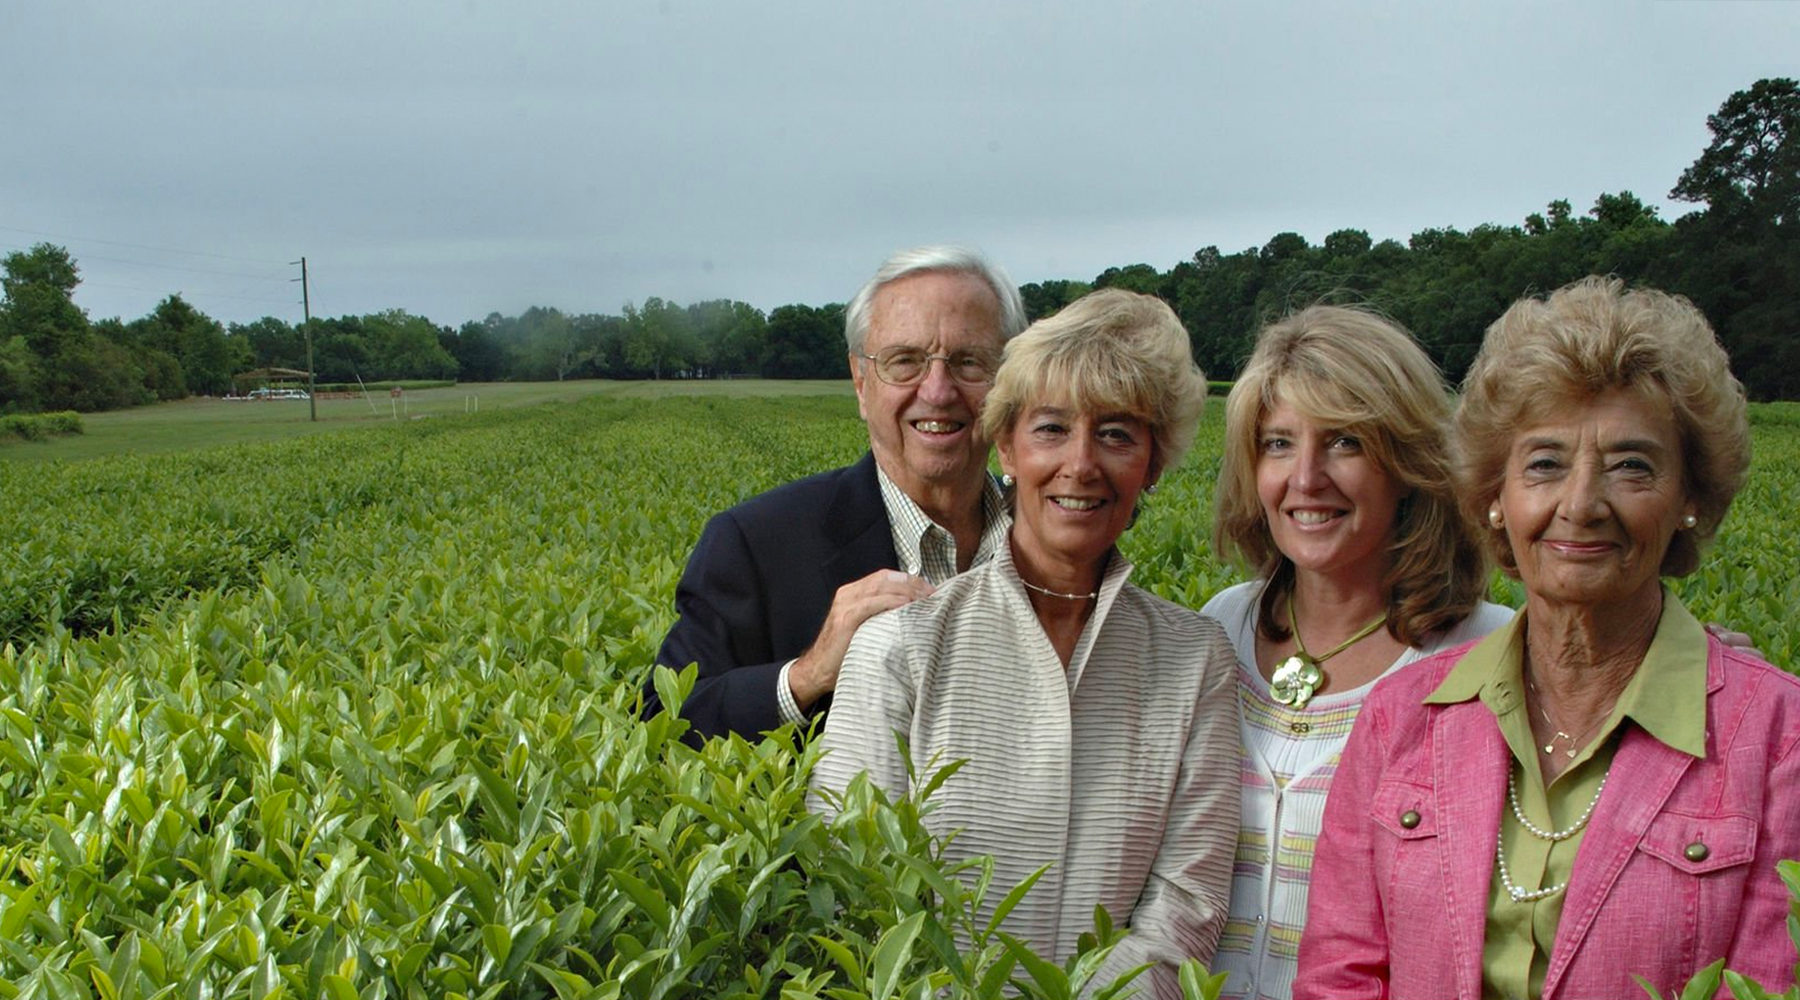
left=1494, top=767, right=1609, bottom=903
left=1019, top=578, right=1098, bottom=601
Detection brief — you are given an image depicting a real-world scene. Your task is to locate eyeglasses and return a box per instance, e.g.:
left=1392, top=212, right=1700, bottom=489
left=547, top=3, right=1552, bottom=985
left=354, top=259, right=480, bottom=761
left=857, top=346, right=999, bottom=387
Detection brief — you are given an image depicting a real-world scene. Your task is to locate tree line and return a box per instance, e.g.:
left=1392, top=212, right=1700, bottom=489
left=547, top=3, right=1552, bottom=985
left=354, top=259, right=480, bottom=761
left=3, top=78, right=1794, bottom=412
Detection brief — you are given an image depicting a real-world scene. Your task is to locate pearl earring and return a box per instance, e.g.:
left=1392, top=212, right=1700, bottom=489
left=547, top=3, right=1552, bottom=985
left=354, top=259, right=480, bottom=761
left=1488, top=508, right=1504, bottom=529
left=1682, top=513, right=1698, bottom=529
left=1001, top=473, right=1015, bottom=488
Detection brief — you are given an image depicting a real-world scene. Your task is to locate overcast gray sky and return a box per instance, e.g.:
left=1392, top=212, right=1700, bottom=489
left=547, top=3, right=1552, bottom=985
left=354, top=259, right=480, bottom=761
left=3, top=1, right=1795, bottom=329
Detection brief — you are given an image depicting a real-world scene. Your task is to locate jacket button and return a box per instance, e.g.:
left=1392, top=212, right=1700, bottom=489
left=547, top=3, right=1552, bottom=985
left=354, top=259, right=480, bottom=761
left=1400, top=810, right=1421, bottom=829
left=1685, top=841, right=1709, bottom=862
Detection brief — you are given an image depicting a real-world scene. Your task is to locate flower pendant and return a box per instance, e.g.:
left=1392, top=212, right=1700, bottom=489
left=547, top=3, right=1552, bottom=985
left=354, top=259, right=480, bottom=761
left=1271, top=655, right=1324, bottom=708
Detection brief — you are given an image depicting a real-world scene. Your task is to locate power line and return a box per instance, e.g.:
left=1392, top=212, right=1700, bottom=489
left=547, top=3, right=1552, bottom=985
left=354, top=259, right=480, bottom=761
left=0, top=224, right=288, bottom=266
left=3, top=231, right=316, bottom=320
left=77, top=279, right=301, bottom=306
left=0, top=239, right=289, bottom=282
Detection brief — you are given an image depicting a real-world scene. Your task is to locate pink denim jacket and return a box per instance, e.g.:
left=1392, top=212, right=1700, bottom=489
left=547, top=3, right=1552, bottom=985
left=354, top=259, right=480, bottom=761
left=1294, top=636, right=1800, bottom=1000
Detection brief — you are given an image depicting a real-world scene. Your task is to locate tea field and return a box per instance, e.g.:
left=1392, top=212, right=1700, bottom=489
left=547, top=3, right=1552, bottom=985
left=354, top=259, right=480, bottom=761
left=1, top=392, right=1795, bottom=998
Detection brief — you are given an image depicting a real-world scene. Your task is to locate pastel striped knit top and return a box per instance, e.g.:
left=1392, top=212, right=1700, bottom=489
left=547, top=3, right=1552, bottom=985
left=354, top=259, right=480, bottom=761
left=1201, top=580, right=1515, bottom=1000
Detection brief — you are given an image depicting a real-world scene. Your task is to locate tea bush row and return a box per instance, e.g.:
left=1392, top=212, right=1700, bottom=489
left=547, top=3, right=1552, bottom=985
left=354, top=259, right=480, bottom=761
left=0, top=397, right=852, bottom=646
left=0, top=393, right=1794, bottom=998
left=0, top=412, right=83, bottom=444
left=7, top=395, right=1796, bottom=660
left=4, top=395, right=1237, bottom=997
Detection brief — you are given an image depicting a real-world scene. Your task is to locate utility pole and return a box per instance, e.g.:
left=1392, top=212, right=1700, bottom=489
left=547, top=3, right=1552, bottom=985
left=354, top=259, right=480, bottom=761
left=292, top=257, right=316, bottom=422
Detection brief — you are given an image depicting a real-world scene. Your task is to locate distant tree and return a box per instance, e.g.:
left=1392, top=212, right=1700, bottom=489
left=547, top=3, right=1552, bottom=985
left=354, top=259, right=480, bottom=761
left=443, top=320, right=508, bottom=381
left=510, top=307, right=595, bottom=381
left=0, top=243, right=88, bottom=362
left=1259, top=232, right=1311, bottom=265
left=1672, top=77, right=1800, bottom=225
left=621, top=297, right=695, bottom=378
left=1587, top=191, right=1671, bottom=277
left=688, top=299, right=767, bottom=376
left=0, top=335, right=41, bottom=413
left=137, top=347, right=187, bottom=401
left=312, top=316, right=372, bottom=383
left=573, top=313, right=628, bottom=378
left=1092, top=263, right=1164, bottom=295
left=130, top=294, right=246, bottom=395
left=98, top=317, right=185, bottom=400
left=51, top=336, right=148, bottom=410
left=1664, top=78, right=1800, bottom=400
left=763, top=303, right=845, bottom=378
left=233, top=317, right=305, bottom=370
left=1018, top=280, right=1092, bottom=322
left=1322, top=228, right=1373, bottom=258
left=1169, top=245, right=1264, bottom=378
left=362, top=310, right=458, bottom=380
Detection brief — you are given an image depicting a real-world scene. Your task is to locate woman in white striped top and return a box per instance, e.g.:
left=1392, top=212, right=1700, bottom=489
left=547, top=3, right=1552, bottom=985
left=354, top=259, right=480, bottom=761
left=812, top=288, right=1241, bottom=998
left=1200, top=306, right=1511, bottom=1000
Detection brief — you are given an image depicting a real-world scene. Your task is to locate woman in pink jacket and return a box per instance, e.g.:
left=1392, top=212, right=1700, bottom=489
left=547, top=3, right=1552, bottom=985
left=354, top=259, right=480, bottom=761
left=1295, top=276, right=1800, bottom=1000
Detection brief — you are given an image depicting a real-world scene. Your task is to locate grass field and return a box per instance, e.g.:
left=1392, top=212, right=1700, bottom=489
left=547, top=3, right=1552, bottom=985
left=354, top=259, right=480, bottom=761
left=0, top=379, right=858, bottom=463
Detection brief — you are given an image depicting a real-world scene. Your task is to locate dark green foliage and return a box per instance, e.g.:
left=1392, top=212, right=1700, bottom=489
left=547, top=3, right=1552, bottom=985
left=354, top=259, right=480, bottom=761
left=443, top=321, right=508, bottom=382
left=1018, top=280, right=1092, bottom=323
left=764, top=303, right=848, bottom=379
left=1660, top=78, right=1800, bottom=402
left=129, top=294, right=250, bottom=395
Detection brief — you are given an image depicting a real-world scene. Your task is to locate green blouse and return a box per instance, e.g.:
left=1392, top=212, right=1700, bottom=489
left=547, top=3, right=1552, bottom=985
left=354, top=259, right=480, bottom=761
left=1423, top=590, right=1708, bottom=1000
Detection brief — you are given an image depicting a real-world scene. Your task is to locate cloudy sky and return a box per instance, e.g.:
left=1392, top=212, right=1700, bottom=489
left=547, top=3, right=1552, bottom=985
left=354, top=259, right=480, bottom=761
left=3, top=1, right=1795, bottom=329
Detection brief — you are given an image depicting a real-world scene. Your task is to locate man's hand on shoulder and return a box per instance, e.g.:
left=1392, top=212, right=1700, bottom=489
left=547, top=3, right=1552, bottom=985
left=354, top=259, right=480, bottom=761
left=787, top=569, right=935, bottom=710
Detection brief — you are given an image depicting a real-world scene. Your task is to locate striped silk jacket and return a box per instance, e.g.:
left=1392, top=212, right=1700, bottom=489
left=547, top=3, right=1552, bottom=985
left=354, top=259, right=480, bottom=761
left=812, top=543, right=1241, bottom=999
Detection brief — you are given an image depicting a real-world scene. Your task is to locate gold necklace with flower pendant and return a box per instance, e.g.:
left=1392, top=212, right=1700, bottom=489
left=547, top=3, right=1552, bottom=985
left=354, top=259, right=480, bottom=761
left=1270, top=599, right=1389, bottom=709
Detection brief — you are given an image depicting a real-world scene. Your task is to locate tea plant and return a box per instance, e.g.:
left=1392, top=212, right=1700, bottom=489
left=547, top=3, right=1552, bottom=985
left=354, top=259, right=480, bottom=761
left=0, top=411, right=82, bottom=443
left=0, top=392, right=1792, bottom=998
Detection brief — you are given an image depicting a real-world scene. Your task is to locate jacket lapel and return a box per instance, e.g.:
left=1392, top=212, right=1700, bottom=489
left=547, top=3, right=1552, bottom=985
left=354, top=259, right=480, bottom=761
left=822, top=452, right=899, bottom=583
left=1539, top=653, right=1717, bottom=997
left=1433, top=699, right=1509, bottom=1000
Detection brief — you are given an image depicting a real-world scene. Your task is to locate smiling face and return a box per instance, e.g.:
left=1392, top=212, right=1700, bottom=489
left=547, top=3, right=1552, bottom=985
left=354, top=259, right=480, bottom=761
left=1494, top=388, right=1694, bottom=612
left=1255, top=400, right=1408, bottom=588
left=852, top=270, right=1005, bottom=505
left=997, top=401, right=1157, bottom=583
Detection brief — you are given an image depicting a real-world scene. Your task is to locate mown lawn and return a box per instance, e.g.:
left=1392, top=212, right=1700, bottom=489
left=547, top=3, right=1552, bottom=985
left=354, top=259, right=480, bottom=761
left=0, top=379, right=856, bottom=463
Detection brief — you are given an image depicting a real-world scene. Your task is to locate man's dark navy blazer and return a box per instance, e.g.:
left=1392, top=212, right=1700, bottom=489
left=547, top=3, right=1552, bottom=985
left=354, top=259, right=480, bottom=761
left=646, top=452, right=899, bottom=740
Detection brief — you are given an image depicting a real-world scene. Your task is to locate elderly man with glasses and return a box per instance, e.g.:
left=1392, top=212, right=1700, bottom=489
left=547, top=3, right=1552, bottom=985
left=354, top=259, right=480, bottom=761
left=646, top=246, right=1028, bottom=742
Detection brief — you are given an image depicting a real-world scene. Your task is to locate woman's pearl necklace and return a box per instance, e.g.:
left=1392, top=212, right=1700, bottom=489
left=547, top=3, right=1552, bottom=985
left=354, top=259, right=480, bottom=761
left=1494, top=766, right=1609, bottom=903
left=1019, top=578, right=1098, bottom=601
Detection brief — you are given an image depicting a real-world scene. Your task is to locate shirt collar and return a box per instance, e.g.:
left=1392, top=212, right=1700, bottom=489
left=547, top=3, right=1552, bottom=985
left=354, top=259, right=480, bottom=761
left=875, top=464, right=1010, bottom=585
left=1423, top=589, right=1708, bottom=758
left=993, top=537, right=1135, bottom=695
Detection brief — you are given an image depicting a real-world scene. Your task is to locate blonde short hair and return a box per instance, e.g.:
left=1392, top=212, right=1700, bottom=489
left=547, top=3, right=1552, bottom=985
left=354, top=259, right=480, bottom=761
left=1455, top=276, right=1749, bottom=578
left=980, top=288, right=1206, bottom=475
left=1214, top=305, right=1486, bottom=647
